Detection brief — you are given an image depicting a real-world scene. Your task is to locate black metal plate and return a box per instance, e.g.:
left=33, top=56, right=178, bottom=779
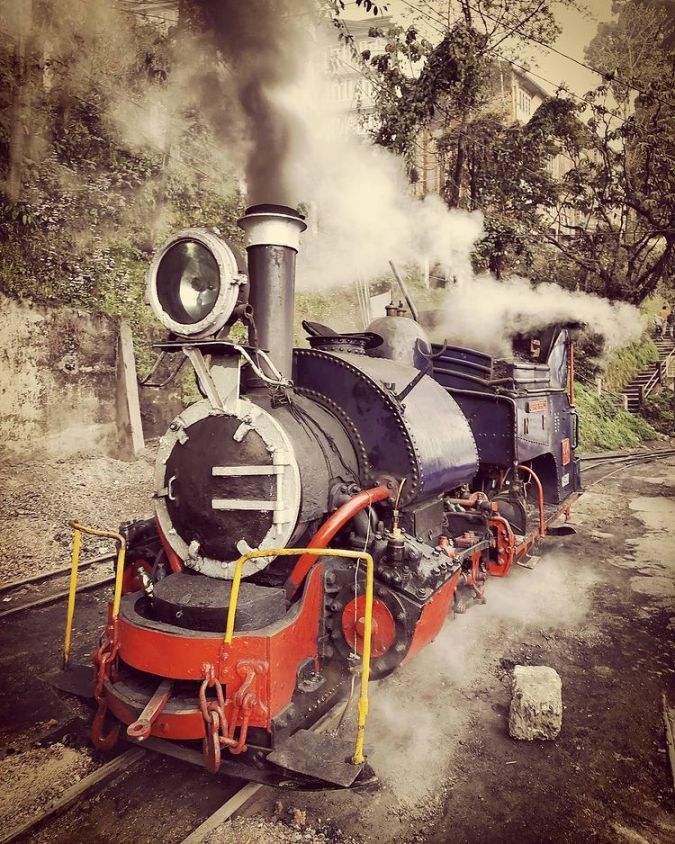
left=41, top=664, right=95, bottom=698
left=151, top=572, right=286, bottom=632
left=164, top=414, right=274, bottom=560
left=267, top=729, right=363, bottom=788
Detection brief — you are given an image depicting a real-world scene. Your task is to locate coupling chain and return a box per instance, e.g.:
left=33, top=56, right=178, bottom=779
left=91, top=628, right=121, bottom=750
left=199, top=665, right=237, bottom=773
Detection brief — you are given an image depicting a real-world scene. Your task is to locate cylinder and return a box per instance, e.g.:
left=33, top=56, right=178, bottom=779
left=238, top=204, right=307, bottom=377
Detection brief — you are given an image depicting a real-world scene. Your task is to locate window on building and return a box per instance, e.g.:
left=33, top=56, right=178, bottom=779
left=518, top=88, right=532, bottom=116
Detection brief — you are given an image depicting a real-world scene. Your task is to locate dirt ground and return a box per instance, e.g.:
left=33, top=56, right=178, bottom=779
left=234, top=455, right=675, bottom=844
left=0, top=447, right=156, bottom=582
left=0, top=452, right=674, bottom=843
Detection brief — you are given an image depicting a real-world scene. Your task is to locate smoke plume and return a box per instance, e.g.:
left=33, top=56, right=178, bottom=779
left=190, top=0, right=314, bottom=206
left=182, top=2, right=485, bottom=287
left=23, top=0, right=642, bottom=359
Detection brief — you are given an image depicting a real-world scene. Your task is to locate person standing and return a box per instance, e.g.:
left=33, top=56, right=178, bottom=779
left=656, top=304, right=670, bottom=338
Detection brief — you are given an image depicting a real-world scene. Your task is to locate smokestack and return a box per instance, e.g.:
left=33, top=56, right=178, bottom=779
left=238, top=204, right=307, bottom=377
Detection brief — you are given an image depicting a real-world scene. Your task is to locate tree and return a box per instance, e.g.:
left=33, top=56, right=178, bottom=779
left=356, top=0, right=674, bottom=301
left=353, top=1, right=577, bottom=276
left=540, top=0, right=675, bottom=302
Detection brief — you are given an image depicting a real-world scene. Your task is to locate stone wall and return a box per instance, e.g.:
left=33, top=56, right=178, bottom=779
left=0, top=293, right=143, bottom=463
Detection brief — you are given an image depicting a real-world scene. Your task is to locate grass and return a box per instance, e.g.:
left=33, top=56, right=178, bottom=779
left=575, top=382, right=657, bottom=452
left=601, top=336, right=658, bottom=395
left=642, top=387, right=675, bottom=436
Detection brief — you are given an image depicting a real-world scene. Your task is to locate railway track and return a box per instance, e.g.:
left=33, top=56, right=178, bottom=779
left=0, top=553, right=115, bottom=620
left=579, top=446, right=675, bottom=487
left=0, top=745, right=252, bottom=844
left=1, top=707, right=346, bottom=844
left=580, top=446, right=675, bottom=468
left=3, top=446, right=673, bottom=622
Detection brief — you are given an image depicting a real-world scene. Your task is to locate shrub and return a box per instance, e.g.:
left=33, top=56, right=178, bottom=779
left=642, top=388, right=675, bottom=436
left=575, top=382, right=657, bottom=452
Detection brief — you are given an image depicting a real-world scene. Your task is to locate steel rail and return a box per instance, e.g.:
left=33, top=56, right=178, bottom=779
left=0, top=573, right=115, bottom=621
left=580, top=449, right=675, bottom=474
left=585, top=452, right=675, bottom=488
left=177, top=702, right=351, bottom=844
left=0, top=748, right=146, bottom=844
left=0, top=552, right=116, bottom=596
left=580, top=448, right=675, bottom=463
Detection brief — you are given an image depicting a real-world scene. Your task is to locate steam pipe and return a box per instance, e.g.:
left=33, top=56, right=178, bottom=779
left=238, top=204, right=307, bottom=378
left=516, top=464, right=546, bottom=537
left=389, top=260, right=419, bottom=322
left=285, top=485, right=391, bottom=600
left=568, top=338, right=575, bottom=405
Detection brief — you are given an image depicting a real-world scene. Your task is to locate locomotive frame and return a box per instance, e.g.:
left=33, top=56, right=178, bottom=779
left=60, top=203, right=582, bottom=789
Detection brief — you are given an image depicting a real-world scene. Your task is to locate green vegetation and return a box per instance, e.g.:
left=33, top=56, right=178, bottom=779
left=601, top=336, right=659, bottom=395
left=575, top=382, right=656, bottom=452
left=643, top=388, right=675, bottom=436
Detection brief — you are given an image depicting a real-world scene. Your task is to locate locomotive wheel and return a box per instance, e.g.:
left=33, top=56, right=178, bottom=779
left=341, top=595, right=396, bottom=658
left=328, top=581, right=411, bottom=680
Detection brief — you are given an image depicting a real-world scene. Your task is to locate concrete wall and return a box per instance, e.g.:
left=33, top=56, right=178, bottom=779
left=0, top=293, right=143, bottom=463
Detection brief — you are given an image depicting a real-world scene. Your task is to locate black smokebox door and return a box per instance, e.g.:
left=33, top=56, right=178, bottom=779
left=164, top=416, right=275, bottom=561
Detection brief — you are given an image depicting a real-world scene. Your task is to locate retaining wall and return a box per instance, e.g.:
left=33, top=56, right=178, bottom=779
left=0, top=293, right=143, bottom=463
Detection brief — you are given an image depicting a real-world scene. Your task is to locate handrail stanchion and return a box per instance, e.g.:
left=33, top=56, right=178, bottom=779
left=224, top=547, right=374, bottom=766
left=65, top=521, right=127, bottom=668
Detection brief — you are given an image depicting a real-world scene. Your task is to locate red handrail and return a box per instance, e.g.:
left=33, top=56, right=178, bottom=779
left=285, top=485, right=391, bottom=600
left=516, top=464, right=546, bottom=537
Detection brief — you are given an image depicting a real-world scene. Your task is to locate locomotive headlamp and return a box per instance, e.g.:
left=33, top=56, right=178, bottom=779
left=146, top=228, right=246, bottom=337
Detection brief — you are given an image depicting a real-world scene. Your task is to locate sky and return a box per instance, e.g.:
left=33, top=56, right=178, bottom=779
left=343, top=0, right=616, bottom=99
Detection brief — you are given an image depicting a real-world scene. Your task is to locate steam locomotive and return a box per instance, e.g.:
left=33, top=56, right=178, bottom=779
left=82, top=204, right=581, bottom=788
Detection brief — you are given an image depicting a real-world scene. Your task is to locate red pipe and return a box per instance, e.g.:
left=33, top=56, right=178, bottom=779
left=517, top=464, right=546, bottom=537
left=285, top=485, right=392, bottom=600
left=445, top=491, right=489, bottom=508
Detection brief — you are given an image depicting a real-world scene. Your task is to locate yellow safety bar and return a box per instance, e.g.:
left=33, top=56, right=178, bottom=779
left=64, top=521, right=126, bottom=668
left=224, top=547, right=374, bottom=766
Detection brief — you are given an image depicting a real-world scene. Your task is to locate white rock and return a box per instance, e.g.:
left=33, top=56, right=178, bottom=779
left=509, top=665, right=562, bottom=740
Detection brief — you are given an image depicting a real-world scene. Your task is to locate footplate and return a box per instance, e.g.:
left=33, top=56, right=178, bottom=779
left=42, top=664, right=95, bottom=698
left=267, top=729, right=364, bottom=788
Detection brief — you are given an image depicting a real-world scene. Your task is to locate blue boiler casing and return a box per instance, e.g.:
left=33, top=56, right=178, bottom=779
left=293, top=348, right=479, bottom=507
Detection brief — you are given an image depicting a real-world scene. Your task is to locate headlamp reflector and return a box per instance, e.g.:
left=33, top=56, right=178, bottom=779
left=146, top=229, right=245, bottom=337
left=156, top=240, right=221, bottom=325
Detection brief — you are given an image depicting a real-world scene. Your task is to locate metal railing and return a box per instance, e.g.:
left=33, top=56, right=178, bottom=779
left=225, top=546, right=375, bottom=766
left=64, top=521, right=126, bottom=668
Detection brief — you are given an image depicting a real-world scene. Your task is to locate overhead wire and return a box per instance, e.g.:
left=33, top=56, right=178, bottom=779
left=394, top=0, right=631, bottom=127
left=397, top=0, right=675, bottom=112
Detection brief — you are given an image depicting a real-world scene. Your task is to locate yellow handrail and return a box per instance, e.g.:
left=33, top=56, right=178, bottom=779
left=224, top=547, right=374, bottom=766
left=64, top=521, right=126, bottom=668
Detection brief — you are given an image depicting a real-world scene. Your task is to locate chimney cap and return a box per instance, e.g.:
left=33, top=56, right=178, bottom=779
left=244, top=203, right=305, bottom=220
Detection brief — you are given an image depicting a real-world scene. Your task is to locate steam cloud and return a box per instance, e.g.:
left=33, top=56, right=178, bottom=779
left=367, top=552, right=598, bottom=806
left=423, top=274, right=644, bottom=357
left=175, top=2, right=640, bottom=355
left=19, top=0, right=642, bottom=358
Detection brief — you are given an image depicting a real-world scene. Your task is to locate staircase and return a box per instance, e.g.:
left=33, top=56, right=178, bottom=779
left=622, top=338, right=675, bottom=413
